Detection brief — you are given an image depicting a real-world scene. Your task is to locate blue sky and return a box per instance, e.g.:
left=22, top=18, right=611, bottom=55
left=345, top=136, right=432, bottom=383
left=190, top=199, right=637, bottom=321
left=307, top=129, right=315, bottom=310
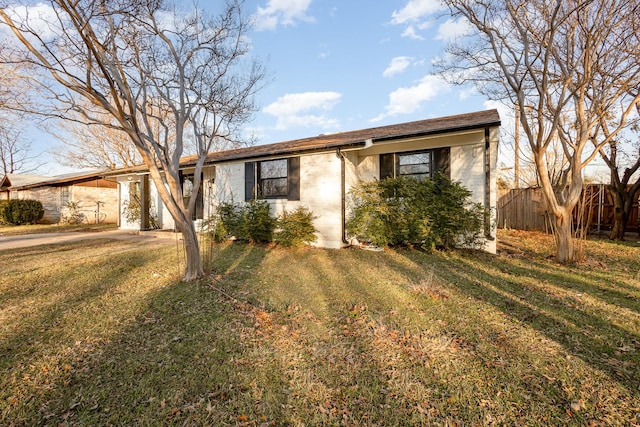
left=243, top=0, right=496, bottom=146
left=18, top=0, right=508, bottom=175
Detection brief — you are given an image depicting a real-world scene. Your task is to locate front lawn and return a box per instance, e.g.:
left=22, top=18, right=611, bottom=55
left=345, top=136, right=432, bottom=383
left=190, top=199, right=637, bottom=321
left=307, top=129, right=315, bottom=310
left=0, top=231, right=638, bottom=425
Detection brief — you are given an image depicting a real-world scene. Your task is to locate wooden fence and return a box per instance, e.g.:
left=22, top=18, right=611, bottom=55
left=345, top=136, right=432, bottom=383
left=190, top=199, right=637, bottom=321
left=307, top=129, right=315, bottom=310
left=497, top=185, right=640, bottom=234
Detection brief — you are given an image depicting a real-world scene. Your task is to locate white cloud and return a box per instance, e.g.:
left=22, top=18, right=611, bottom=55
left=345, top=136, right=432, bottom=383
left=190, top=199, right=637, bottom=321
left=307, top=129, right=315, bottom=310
left=435, top=18, right=471, bottom=41
left=401, top=26, right=423, bottom=41
left=391, top=0, right=444, bottom=25
left=371, top=75, right=450, bottom=122
left=391, top=0, right=445, bottom=40
left=263, top=91, right=342, bottom=130
left=254, top=0, right=315, bottom=31
left=383, top=56, right=413, bottom=78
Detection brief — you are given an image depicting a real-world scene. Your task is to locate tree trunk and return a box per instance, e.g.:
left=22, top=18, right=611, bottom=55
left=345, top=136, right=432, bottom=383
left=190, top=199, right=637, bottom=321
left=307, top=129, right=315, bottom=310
left=145, top=164, right=205, bottom=282
left=176, top=218, right=204, bottom=282
left=609, top=188, right=629, bottom=240
left=553, top=209, right=574, bottom=263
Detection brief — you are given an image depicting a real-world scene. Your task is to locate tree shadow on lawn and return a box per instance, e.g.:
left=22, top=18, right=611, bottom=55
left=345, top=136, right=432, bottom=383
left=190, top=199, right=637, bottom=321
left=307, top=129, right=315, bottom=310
left=3, top=239, right=639, bottom=425
left=398, top=249, right=640, bottom=393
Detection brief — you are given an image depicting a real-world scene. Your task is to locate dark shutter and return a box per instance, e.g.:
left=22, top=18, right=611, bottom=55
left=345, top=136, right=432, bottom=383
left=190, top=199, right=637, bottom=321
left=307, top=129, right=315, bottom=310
left=432, top=147, right=450, bottom=178
left=380, top=153, right=394, bottom=179
left=245, top=162, right=255, bottom=201
left=287, top=157, right=300, bottom=201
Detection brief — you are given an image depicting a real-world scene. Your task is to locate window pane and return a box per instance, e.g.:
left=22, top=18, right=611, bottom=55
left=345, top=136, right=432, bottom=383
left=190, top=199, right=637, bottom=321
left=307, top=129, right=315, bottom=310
left=260, top=159, right=287, bottom=179
left=261, top=177, right=288, bottom=197
left=399, top=163, right=430, bottom=175
left=398, top=152, right=430, bottom=177
left=182, top=176, right=194, bottom=198
left=399, top=153, right=429, bottom=166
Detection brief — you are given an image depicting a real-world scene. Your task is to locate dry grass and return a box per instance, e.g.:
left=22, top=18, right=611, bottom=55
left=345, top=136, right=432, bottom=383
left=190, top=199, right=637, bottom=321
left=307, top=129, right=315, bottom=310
left=1, top=230, right=639, bottom=425
left=0, top=222, right=117, bottom=236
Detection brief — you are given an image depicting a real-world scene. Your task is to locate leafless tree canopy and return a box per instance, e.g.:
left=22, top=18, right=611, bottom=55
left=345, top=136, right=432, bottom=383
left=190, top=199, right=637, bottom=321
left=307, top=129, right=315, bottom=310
left=0, top=116, right=42, bottom=175
left=47, top=111, right=143, bottom=169
left=437, top=0, right=640, bottom=261
left=0, top=0, right=265, bottom=280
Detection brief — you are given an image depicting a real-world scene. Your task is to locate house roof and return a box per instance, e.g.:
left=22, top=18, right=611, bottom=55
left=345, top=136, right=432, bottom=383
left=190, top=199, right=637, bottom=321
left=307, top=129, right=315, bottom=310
left=180, top=109, right=501, bottom=166
left=0, top=173, right=51, bottom=189
left=3, top=170, right=112, bottom=191
left=94, top=109, right=501, bottom=177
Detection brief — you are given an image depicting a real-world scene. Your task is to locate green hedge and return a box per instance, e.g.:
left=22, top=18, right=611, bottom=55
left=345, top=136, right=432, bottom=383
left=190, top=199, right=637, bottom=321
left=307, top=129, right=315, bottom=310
left=346, top=173, right=486, bottom=250
left=274, top=206, right=317, bottom=247
left=0, top=200, right=7, bottom=225
left=211, top=201, right=317, bottom=247
left=0, top=199, right=45, bottom=225
left=213, top=199, right=276, bottom=243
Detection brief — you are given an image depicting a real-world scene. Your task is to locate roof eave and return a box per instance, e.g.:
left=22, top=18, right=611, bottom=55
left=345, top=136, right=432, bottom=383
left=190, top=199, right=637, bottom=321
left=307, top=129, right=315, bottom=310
left=372, top=120, right=502, bottom=144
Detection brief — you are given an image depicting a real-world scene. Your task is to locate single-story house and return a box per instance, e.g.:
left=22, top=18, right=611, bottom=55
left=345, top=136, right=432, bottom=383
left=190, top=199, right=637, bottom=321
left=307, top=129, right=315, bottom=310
left=107, top=109, right=501, bottom=252
left=0, top=171, right=118, bottom=224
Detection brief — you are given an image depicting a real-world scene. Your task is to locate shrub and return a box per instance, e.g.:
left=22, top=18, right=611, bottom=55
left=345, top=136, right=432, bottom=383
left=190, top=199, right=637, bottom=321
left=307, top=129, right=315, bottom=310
left=121, top=198, right=160, bottom=229
left=60, top=200, right=86, bottom=225
left=346, top=173, right=485, bottom=250
left=214, top=199, right=276, bottom=243
left=275, top=206, right=317, bottom=247
left=244, top=200, right=276, bottom=243
left=0, top=199, right=45, bottom=225
left=0, top=200, right=8, bottom=225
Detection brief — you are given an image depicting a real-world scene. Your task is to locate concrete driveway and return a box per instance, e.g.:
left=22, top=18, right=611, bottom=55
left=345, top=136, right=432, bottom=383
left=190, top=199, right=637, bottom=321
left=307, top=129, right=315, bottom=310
left=0, top=229, right=181, bottom=251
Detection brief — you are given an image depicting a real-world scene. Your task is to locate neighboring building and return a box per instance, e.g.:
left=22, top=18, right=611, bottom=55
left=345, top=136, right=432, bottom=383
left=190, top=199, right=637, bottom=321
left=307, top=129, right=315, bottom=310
left=109, top=109, right=501, bottom=252
left=0, top=171, right=118, bottom=224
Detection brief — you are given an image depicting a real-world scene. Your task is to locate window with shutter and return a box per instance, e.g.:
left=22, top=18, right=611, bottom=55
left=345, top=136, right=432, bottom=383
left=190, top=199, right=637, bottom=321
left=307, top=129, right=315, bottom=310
left=379, top=148, right=450, bottom=180
left=246, top=157, right=300, bottom=200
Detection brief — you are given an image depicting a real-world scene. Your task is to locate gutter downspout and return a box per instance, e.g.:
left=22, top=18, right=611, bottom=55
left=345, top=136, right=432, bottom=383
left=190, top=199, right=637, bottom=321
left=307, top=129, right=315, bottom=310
left=484, top=127, right=495, bottom=241
left=336, top=148, right=349, bottom=245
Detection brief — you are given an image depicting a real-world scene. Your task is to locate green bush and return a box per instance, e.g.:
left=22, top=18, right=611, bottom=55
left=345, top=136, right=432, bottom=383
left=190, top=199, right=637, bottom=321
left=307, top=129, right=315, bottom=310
left=0, top=199, right=45, bottom=225
left=346, top=173, right=485, bottom=250
left=212, top=202, right=317, bottom=246
left=275, top=206, right=317, bottom=247
left=214, top=199, right=276, bottom=243
left=0, top=200, right=8, bottom=225
left=244, top=200, right=276, bottom=243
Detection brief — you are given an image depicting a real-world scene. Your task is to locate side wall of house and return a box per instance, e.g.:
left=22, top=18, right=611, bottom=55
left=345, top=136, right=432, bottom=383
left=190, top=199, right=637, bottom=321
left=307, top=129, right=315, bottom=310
left=65, top=185, right=119, bottom=224
left=13, top=187, right=61, bottom=223
left=212, top=152, right=344, bottom=248
left=11, top=182, right=118, bottom=224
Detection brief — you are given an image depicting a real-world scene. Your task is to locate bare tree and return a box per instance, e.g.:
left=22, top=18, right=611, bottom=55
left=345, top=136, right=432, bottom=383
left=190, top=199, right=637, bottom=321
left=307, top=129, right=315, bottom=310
left=47, top=112, right=142, bottom=169
left=0, top=117, right=41, bottom=175
left=0, top=0, right=264, bottom=280
left=437, top=0, right=640, bottom=262
left=594, top=102, right=640, bottom=240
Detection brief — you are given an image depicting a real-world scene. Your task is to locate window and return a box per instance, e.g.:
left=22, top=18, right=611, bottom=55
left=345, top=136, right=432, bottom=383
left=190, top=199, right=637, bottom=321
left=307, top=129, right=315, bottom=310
left=245, top=157, right=300, bottom=201
left=260, top=159, right=288, bottom=198
left=380, top=148, right=450, bottom=180
left=398, top=152, right=431, bottom=180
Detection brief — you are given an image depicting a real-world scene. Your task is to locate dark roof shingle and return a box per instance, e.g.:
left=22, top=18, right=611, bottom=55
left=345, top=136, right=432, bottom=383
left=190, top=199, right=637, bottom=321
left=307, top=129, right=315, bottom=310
left=182, top=109, right=500, bottom=166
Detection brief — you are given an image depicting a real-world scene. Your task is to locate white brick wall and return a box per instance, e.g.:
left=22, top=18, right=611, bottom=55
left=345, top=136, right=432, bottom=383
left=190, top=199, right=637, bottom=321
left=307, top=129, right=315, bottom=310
left=450, top=144, right=485, bottom=204
left=210, top=153, right=344, bottom=248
